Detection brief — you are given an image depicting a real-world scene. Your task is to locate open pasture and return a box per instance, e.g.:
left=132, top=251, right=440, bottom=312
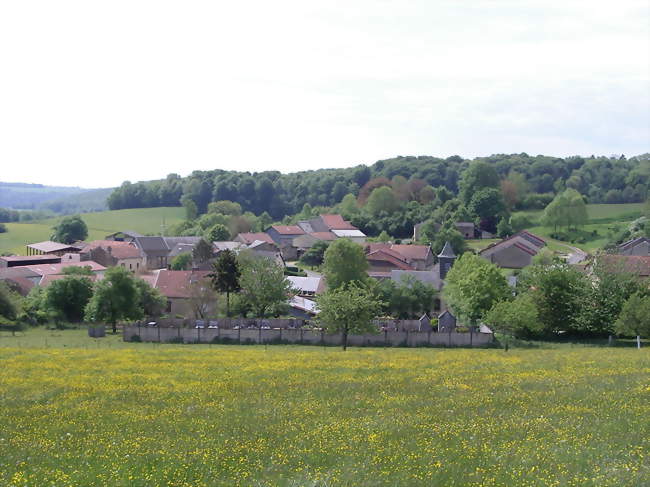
left=0, top=336, right=647, bottom=486
left=0, top=207, right=185, bottom=255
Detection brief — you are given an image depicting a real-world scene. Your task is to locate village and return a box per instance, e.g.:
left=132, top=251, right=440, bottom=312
left=2, top=210, right=648, bottom=346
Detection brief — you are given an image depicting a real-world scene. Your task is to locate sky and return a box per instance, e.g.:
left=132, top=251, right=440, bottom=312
left=0, top=0, right=648, bottom=188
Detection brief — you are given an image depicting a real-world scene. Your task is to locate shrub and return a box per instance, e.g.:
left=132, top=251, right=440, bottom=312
left=130, top=334, right=142, bottom=342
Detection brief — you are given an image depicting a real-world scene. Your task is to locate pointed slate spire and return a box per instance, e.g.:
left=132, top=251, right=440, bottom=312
left=438, top=241, right=456, bottom=280
left=437, top=241, right=456, bottom=259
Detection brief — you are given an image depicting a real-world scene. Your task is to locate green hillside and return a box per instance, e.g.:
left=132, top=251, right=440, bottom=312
left=512, top=203, right=646, bottom=252
left=0, top=207, right=185, bottom=255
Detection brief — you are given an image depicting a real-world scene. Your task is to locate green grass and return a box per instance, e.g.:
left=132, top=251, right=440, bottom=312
left=0, top=207, right=185, bottom=255
left=0, top=328, right=647, bottom=486
left=511, top=203, right=645, bottom=252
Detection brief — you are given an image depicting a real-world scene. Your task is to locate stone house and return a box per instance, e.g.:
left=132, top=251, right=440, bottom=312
left=413, top=221, right=477, bottom=241
left=79, top=240, right=144, bottom=271
left=479, top=231, right=545, bottom=269
left=151, top=269, right=213, bottom=317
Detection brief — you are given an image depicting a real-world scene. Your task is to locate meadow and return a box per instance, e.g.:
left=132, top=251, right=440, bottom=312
left=0, top=329, right=648, bottom=486
left=0, top=207, right=185, bottom=255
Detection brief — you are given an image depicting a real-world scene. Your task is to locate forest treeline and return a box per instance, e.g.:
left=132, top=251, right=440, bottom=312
left=107, top=153, right=650, bottom=221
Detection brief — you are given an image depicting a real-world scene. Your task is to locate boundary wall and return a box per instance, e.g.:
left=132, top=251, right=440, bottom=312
left=124, top=325, right=493, bottom=348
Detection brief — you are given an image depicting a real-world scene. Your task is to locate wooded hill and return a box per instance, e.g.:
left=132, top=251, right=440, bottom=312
left=107, top=153, right=650, bottom=220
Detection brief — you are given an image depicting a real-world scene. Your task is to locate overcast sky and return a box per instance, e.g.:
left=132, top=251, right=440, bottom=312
left=1, top=0, right=648, bottom=188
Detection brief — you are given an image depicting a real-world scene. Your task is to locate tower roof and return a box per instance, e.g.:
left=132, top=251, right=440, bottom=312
left=437, top=241, right=456, bottom=258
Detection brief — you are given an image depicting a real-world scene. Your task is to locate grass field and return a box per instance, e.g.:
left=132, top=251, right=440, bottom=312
left=0, top=329, right=647, bottom=486
left=0, top=207, right=185, bottom=255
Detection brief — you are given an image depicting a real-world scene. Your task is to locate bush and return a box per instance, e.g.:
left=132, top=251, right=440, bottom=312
left=130, top=334, right=142, bottom=342
left=0, top=223, right=7, bottom=233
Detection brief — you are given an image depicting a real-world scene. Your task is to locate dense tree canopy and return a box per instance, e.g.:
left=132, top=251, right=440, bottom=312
left=106, top=154, right=649, bottom=220
left=51, top=215, right=88, bottom=244
left=322, top=239, right=369, bottom=290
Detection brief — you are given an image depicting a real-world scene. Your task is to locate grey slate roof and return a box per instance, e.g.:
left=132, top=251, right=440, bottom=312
left=134, top=237, right=170, bottom=257
left=437, top=241, right=456, bottom=258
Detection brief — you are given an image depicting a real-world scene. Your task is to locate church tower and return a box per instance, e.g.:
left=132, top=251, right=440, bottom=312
left=438, top=241, right=456, bottom=280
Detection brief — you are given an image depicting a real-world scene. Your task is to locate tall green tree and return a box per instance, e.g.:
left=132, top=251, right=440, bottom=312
left=0, top=281, right=20, bottom=321
left=45, top=275, right=94, bottom=323
left=84, top=267, right=143, bottom=333
left=205, top=224, right=230, bottom=242
left=299, top=240, right=330, bottom=267
left=459, top=161, right=500, bottom=205
left=208, top=249, right=241, bottom=317
left=322, top=238, right=368, bottom=290
left=316, top=282, right=384, bottom=351
left=171, top=252, right=192, bottom=270
left=615, top=293, right=650, bottom=348
left=133, top=279, right=166, bottom=318
left=443, top=253, right=510, bottom=325
left=485, top=293, right=542, bottom=346
left=577, top=259, right=646, bottom=336
left=365, top=186, right=400, bottom=216
left=237, top=252, right=294, bottom=318
left=51, top=215, right=88, bottom=244
left=518, top=262, right=588, bottom=335
left=192, top=238, right=214, bottom=266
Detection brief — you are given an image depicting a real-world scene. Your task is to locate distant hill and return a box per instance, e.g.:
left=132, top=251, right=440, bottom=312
left=40, top=187, right=113, bottom=214
left=0, top=182, right=112, bottom=213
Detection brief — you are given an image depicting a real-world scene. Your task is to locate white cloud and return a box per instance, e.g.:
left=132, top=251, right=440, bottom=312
left=0, top=0, right=648, bottom=187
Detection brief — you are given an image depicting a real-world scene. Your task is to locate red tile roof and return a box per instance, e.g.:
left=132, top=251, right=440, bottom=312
left=271, top=225, right=306, bottom=235
left=389, top=244, right=431, bottom=261
left=364, top=243, right=431, bottom=263
left=367, top=250, right=414, bottom=270
left=21, top=261, right=107, bottom=276
left=81, top=240, right=142, bottom=259
left=320, top=214, right=357, bottom=230
left=153, top=270, right=212, bottom=299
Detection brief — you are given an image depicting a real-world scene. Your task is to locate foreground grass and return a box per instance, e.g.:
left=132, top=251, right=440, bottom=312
left=0, top=331, right=648, bottom=486
left=0, top=207, right=185, bottom=255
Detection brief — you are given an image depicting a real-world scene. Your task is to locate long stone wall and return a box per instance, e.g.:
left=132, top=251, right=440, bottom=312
left=123, top=325, right=494, bottom=348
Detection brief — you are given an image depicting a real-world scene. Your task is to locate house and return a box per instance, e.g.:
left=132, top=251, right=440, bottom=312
left=26, top=241, right=83, bottom=256
left=151, top=269, right=213, bottom=317
left=287, top=275, right=326, bottom=297
left=267, top=225, right=306, bottom=246
left=104, top=230, right=143, bottom=243
left=213, top=241, right=245, bottom=254
left=366, top=248, right=415, bottom=278
left=235, top=232, right=275, bottom=246
left=4, top=261, right=107, bottom=288
left=0, top=254, right=62, bottom=268
left=413, top=221, right=476, bottom=241
left=364, top=243, right=434, bottom=271
left=596, top=254, right=650, bottom=280
left=0, top=267, right=43, bottom=295
left=291, top=232, right=337, bottom=258
left=618, top=237, right=650, bottom=256
left=246, top=241, right=284, bottom=266
left=479, top=231, right=545, bottom=269
left=133, top=237, right=170, bottom=270
left=79, top=240, right=144, bottom=271
left=298, top=214, right=366, bottom=243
